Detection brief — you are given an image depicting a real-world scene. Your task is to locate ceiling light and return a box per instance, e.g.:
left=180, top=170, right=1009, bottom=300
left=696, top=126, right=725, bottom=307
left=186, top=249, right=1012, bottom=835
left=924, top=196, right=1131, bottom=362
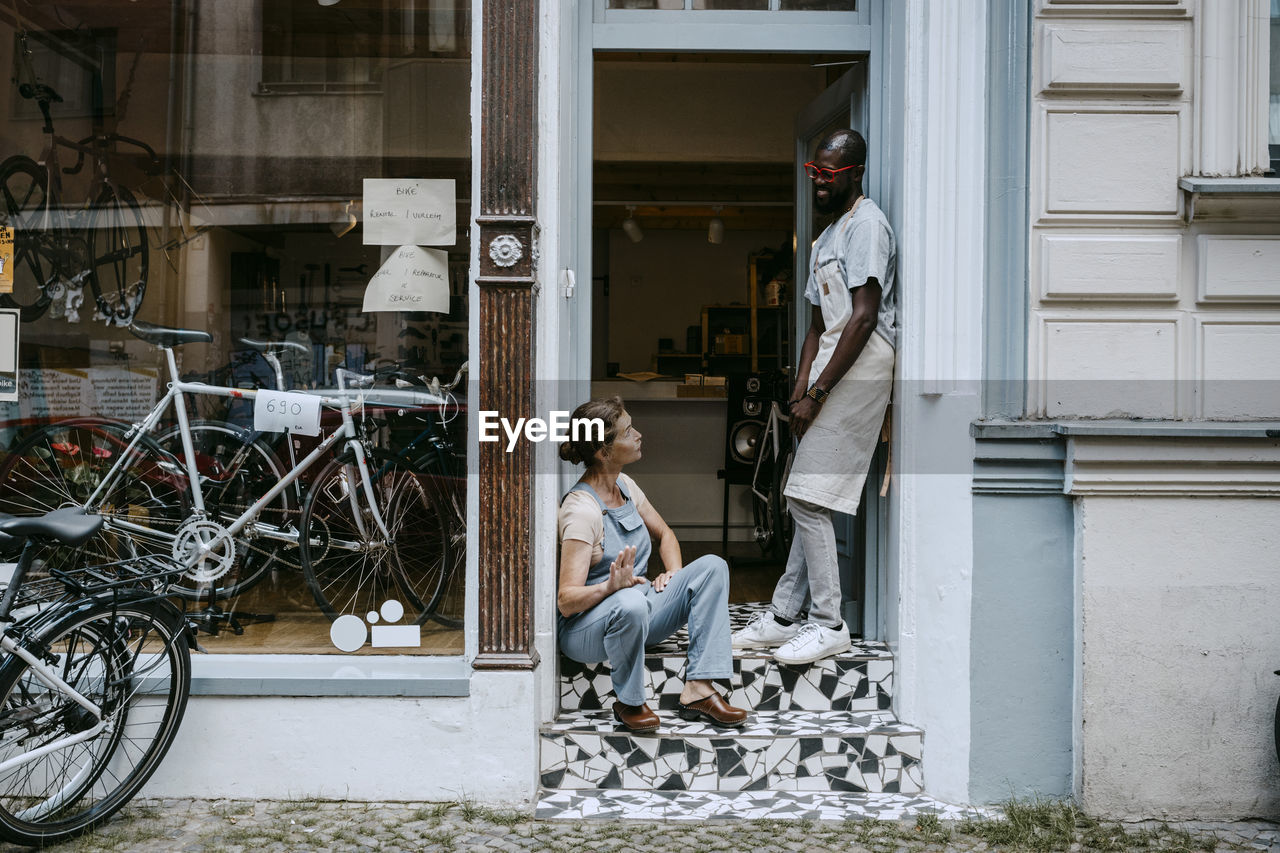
left=621, top=206, right=643, bottom=243
left=708, top=207, right=724, bottom=244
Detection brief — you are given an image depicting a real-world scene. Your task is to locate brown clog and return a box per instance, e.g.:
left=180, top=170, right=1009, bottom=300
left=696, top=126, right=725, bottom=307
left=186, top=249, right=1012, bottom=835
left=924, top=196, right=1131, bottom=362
left=612, top=701, right=660, bottom=733
left=677, top=692, right=748, bottom=727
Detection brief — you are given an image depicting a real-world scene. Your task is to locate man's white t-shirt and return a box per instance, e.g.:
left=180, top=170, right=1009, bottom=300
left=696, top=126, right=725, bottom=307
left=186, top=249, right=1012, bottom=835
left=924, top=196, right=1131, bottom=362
left=802, top=198, right=897, bottom=381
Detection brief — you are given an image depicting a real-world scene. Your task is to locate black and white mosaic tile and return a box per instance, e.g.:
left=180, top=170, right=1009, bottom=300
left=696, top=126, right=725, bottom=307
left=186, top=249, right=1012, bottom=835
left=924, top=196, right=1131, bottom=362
left=642, top=603, right=895, bottom=657
left=535, top=789, right=989, bottom=822
left=560, top=603, right=895, bottom=713
left=540, top=711, right=923, bottom=793
left=560, top=652, right=894, bottom=713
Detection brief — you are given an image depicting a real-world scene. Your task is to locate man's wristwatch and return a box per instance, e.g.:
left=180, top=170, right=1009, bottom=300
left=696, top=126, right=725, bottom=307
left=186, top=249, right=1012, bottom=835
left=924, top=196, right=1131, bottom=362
left=805, top=385, right=830, bottom=404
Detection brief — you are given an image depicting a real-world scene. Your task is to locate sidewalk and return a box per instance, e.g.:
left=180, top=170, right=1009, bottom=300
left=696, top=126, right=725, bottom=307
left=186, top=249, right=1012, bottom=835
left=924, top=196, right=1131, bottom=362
left=10, top=799, right=1277, bottom=852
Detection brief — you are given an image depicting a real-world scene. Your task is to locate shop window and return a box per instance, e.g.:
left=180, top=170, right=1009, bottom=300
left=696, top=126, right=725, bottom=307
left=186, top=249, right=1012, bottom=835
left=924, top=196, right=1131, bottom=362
left=0, top=0, right=471, bottom=661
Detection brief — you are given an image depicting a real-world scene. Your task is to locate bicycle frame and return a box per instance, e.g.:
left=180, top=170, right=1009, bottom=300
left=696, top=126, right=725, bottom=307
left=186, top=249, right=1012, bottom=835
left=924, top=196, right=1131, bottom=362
left=0, top=630, right=106, bottom=778
left=79, top=346, right=400, bottom=567
left=750, top=401, right=789, bottom=507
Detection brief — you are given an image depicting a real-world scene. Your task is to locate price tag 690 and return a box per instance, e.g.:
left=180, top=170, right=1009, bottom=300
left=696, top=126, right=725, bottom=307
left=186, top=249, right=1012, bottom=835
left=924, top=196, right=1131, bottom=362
left=253, top=390, right=322, bottom=436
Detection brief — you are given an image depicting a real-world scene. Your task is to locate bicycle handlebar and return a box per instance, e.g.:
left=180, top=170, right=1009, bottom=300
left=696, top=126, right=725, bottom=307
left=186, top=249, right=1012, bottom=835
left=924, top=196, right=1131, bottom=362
left=64, top=133, right=163, bottom=177
left=239, top=337, right=309, bottom=355
left=335, top=368, right=376, bottom=392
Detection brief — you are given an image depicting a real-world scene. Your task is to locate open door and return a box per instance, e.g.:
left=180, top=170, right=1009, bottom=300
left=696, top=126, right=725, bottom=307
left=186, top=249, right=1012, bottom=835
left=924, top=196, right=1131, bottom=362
left=792, top=63, right=884, bottom=640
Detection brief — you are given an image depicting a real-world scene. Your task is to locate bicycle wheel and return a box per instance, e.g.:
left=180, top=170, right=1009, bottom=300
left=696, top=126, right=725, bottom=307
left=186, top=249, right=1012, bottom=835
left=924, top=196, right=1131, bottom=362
left=770, top=441, right=795, bottom=559
left=86, top=184, right=148, bottom=327
left=0, top=156, right=58, bottom=321
left=0, top=596, right=191, bottom=846
left=157, top=420, right=297, bottom=599
left=300, top=450, right=451, bottom=626
left=0, top=419, right=189, bottom=573
left=414, top=452, right=465, bottom=629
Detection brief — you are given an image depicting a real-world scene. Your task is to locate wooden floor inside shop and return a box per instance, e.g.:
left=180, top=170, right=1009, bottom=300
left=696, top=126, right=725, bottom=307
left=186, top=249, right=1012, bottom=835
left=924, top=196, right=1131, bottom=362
left=188, top=539, right=781, bottom=656
left=185, top=567, right=466, bottom=656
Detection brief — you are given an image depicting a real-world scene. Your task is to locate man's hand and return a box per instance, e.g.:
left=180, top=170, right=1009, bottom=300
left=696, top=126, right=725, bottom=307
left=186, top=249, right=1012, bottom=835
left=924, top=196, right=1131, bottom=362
left=789, top=396, right=822, bottom=438
left=652, top=569, right=680, bottom=592
left=608, top=545, right=648, bottom=593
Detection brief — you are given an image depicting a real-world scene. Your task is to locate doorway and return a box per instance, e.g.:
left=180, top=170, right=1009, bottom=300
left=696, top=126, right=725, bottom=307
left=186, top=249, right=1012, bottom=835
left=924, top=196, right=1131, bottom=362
left=563, top=8, right=885, bottom=638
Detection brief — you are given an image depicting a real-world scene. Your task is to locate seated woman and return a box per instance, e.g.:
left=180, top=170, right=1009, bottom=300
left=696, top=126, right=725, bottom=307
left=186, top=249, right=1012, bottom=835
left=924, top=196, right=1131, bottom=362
left=557, top=397, right=748, bottom=732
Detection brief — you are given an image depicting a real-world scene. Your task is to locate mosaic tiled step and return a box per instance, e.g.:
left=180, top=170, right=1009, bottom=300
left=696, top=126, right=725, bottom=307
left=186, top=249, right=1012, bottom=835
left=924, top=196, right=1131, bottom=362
left=535, top=789, right=986, bottom=822
left=540, top=710, right=923, bottom=794
left=559, top=646, right=894, bottom=714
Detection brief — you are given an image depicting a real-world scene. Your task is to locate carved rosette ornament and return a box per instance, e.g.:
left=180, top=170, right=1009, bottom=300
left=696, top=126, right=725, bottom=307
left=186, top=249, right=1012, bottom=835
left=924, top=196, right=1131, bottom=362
left=488, top=234, right=523, bottom=268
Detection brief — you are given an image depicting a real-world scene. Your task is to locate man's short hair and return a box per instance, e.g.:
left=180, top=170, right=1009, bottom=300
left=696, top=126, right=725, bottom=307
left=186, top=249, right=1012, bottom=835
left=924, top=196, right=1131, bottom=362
left=819, top=129, right=867, bottom=168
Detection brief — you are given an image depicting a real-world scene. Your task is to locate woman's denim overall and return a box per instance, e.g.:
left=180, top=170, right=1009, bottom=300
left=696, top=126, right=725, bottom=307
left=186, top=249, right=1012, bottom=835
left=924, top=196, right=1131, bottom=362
left=557, top=478, right=733, bottom=706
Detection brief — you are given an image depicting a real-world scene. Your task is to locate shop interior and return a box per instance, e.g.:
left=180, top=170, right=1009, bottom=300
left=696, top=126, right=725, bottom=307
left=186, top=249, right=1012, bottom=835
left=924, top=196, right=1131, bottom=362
left=588, top=51, right=857, bottom=600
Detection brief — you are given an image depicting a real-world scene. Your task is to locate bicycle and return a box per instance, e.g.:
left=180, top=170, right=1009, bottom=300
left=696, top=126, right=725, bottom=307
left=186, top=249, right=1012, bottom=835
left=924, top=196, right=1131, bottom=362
left=0, top=507, right=191, bottom=846
left=748, top=374, right=795, bottom=561
left=0, top=28, right=154, bottom=325
left=0, top=321, right=458, bottom=627
left=160, top=342, right=466, bottom=627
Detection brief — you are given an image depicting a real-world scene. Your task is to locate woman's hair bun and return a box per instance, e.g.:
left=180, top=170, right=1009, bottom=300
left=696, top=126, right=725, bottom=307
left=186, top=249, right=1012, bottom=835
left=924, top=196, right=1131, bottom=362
left=559, top=396, right=626, bottom=468
left=559, top=441, right=585, bottom=464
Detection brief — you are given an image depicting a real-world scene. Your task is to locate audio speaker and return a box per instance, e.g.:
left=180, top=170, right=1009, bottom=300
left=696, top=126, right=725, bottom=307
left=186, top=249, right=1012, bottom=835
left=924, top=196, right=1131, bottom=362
left=723, top=373, right=768, bottom=485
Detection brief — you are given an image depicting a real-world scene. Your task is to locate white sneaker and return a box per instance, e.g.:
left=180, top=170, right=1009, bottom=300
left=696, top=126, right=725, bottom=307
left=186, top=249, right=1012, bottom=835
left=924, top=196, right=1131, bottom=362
left=773, top=622, right=851, bottom=665
left=731, top=611, right=800, bottom=649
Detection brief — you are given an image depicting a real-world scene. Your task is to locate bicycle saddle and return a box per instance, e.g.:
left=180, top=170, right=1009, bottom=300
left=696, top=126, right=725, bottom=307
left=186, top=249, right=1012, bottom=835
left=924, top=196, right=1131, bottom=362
left=128, top=320, right=213, bottom=348
left=18, top=81, right=62, bottom=104
left=239, top=337, right=308, bottom=354
left=0, top=508, right=103, bottom=547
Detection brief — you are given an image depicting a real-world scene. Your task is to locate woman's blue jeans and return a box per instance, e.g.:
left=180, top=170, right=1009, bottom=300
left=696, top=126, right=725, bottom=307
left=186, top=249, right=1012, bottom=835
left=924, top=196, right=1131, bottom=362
left=558, top=554, right=733, bottom=706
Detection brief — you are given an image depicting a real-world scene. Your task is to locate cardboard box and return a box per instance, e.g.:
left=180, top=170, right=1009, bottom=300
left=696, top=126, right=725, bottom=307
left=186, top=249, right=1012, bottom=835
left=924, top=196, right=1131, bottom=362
left=714, top=333, right=747, bottom=355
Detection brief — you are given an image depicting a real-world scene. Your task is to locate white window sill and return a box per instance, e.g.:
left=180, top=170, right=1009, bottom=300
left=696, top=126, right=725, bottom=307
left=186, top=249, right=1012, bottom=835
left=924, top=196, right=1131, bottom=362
left=1178, top=177, right=1280, bottom=222
left=190, top=653, right=471, bottom=697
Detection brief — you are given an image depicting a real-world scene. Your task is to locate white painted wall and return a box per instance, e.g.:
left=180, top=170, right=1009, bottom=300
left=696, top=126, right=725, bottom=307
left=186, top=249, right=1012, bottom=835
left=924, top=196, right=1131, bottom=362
left=1077, top=492, right=1280, bottom=819
left=144, top=673, right=539, bottom=802
left=890, top=0, right=987, bottom=804
left=1028, top=0, right=1280, bottom=420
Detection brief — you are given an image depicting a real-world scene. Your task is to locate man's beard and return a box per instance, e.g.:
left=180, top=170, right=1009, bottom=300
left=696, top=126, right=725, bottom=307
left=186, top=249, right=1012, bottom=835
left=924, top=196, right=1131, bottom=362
left=814, top=183, right=853, bottom=215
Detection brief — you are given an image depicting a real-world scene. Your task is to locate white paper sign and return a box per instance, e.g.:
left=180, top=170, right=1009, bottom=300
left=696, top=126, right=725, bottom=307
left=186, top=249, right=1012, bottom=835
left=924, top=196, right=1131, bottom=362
left=0, top=309, right=17, bottom=402
left=362, top=178, right=456, bottom=247
left=362, top=245, right=451, bottom=313
left=253, top=389, right=322, bottom=436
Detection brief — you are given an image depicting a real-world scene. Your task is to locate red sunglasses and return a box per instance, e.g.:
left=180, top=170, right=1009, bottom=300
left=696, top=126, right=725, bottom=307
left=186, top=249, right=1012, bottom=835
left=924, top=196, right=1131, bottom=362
left=804, top=162, right=858, bottom=181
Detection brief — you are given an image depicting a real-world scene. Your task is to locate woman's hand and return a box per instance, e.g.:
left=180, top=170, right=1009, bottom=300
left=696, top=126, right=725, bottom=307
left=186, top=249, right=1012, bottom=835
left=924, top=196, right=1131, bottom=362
left=608, top=545, right=648, bottom=593
left=652, top=569, right=679, bottom=593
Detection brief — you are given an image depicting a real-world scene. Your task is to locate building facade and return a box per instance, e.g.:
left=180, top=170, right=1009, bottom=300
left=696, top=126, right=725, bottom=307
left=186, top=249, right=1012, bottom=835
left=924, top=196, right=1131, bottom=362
left=0, top=0, right=1277, bottom=818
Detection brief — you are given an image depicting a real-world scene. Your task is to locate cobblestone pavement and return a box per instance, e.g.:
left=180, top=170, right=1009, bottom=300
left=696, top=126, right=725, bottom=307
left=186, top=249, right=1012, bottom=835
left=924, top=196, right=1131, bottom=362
left=2, top=800, right=1276, bottom=852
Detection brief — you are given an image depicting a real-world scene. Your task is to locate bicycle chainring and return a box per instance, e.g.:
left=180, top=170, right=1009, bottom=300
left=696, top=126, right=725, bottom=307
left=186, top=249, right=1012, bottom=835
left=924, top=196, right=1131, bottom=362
left=172, top=519, right=237, bottom=583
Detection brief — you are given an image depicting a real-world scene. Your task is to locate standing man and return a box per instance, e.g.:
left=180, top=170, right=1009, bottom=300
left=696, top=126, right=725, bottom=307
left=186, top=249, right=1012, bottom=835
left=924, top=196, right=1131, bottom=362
left=731, top=128, right=897, bottom=664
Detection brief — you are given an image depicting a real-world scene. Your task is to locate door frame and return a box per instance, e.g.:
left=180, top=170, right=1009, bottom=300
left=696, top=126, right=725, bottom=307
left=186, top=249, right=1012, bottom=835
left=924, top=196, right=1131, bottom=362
left=792, top=64, right=887, bottom=640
